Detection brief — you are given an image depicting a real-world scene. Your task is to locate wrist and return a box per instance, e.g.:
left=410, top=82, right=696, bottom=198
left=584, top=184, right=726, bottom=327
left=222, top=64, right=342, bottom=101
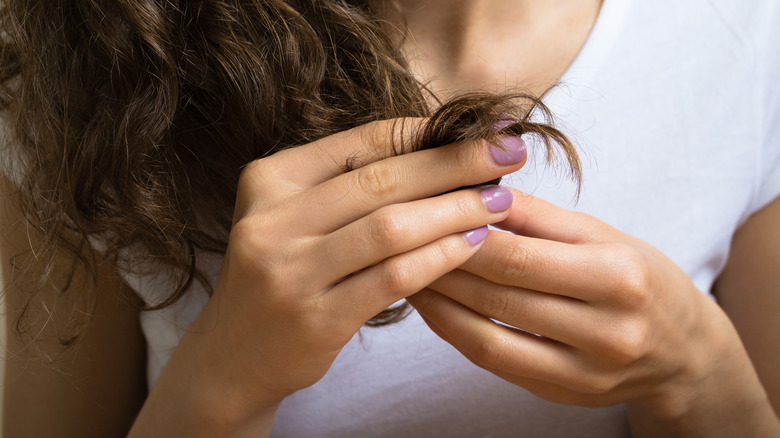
left=130, top=304, right=285, bottom=437
left=130, top=343, right=283, bottom=438
left=627, top=304, right=780, bottom=437
left=627, top=383, right=778, bottom=438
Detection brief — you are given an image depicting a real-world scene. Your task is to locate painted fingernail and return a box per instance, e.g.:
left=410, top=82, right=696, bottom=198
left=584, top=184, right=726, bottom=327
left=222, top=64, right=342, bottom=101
left=490, top=136, right=526, bottom=165
left=463, top=226, right=489, bottom=246
left=480, top=185, right=513, bottom=212
left=492, top=118, right=516, bottom=131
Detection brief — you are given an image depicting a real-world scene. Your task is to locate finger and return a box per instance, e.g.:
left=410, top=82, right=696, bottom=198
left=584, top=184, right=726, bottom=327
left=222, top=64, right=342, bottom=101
left=411, top=289, right=642, bottom=406
left=416, top=305, right=456, bottom=345
left=417, top=295, right=600, bottom=400
left=315, top=186, right=513, bottom=283
left=265, top=118, right=426, bottom=188
left=484, top=369, right=623, bottom=408
left=412, top=292, right=631, bottom=406
left=407, top=289, right=588, bottom=391
left=327, top=227, right=488, bottom=323
left=428, top=269, right=597, bottom=348
left=294, top=133, right=527, bottom=233
left=494, top=189, right=617, bottom=244
left=235, top=119, right=427, bottom=210
left=461, top=232, right=640, bottom=303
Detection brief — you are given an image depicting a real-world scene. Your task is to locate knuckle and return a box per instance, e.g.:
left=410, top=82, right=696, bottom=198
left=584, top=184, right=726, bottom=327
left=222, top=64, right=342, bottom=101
left=433, top=235, right=464, bottom=265
left=454, top=194, right=478, bottom=218
left=381, top=258, right=417, bottom=295
left=354, top=164, right=399, bottom=198
left=230, top=217, right=268, bottom=259
left=607, top=244, right=652, bottom=307
left=242, top=154, right=286, bottom=186
left=576, top=374, right=618, bottom=396
left=369, top=208, right=408, bottom=248
left=237, top=155, right=293, bottom=204
left=347, top=118, right=419, bottom=167
left=469, top=333, right=510, bottom=369
left=607, top=321, right=649, bottom=364
left=240, top=157, right=265, bottom=178
left=234, top=157, right=293, bottom=218
left=356, top=120, right=390, bottom=150
left=475, top=289, right=515, bottom=319
left=229, top=217, right=286, bottom=284
left=497, top=243, right=534, bottom=280
left=353, top=119, right=412, bottom=157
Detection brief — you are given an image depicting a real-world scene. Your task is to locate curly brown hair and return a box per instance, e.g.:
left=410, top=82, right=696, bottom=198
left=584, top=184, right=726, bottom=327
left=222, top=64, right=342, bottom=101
left=0, top=0, right=580, bottom=341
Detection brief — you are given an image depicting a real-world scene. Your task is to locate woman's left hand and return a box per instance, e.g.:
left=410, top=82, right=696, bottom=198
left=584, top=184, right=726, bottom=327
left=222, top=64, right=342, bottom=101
left=407, top=188, right=776, bottom=435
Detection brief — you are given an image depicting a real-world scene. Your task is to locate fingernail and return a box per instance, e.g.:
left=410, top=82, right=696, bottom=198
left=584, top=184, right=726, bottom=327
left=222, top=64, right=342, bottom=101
left=463, top=226, right=489, bottom=246
left=480, top=186, right=513, bottom=212
left=490, top=136, right=526, bottom=165
left=492, top=118, right=516, bottom=132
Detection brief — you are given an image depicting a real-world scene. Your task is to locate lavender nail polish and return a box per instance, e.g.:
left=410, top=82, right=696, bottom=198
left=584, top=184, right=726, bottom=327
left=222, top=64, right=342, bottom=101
left=492, top=118, right=516, bottom=131
left=480, top=186, right=513, bottom=212
left=463, top=226, right=489, bottom=246
left=490, top=136, right=527, bottom=165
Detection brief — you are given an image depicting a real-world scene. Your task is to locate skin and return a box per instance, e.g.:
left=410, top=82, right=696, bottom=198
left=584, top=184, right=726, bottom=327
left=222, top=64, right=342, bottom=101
left=408, top=194, right=780, bottom=437
left=127, top=120, right=527, bottom=436
left=395, top=0, right=780, bottom=435
left=4, top=0, right=780, bottom=436
left=393, top=0, right=603, bottom=96
left=1, top=175, right=147, bottom=437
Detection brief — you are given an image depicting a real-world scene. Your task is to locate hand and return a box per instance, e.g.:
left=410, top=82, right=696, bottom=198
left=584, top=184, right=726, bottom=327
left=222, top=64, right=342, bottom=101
left=132, top=119, right=528, bottom=436
left=407, top=189, right=763, bottom=426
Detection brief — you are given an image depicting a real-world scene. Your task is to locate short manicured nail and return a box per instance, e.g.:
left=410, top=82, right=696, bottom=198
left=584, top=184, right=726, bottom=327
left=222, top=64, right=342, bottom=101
left=463, top=225, right=489, bottom=246
left=492, top=118, right=516, bottom=131
left=490, top=136, right=526, bottom=165
left=480, top=185, right=513, bottom=212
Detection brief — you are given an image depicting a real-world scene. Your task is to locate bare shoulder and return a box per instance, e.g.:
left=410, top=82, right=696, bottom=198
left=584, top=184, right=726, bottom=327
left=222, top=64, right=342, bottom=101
left=714, top=195, right=780, bottom=415
left=1, top=173, right=148, bottom=437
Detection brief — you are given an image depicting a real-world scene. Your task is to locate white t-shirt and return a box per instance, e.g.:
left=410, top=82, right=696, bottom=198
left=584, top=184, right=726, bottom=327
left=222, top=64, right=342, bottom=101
left=21, top=0, right=780, bottom=436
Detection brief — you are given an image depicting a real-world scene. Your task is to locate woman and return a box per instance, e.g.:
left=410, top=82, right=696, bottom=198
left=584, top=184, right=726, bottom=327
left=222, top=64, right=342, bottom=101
left=2, top=0, right=779, bottom=436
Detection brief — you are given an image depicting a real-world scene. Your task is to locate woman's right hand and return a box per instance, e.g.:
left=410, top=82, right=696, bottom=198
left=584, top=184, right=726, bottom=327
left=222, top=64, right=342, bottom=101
left=129, top=119, right=527, bottom=437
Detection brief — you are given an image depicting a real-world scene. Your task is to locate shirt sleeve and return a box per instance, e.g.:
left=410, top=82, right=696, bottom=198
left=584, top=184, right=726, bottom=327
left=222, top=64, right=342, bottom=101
left=751, top=2, right=780, bottom=213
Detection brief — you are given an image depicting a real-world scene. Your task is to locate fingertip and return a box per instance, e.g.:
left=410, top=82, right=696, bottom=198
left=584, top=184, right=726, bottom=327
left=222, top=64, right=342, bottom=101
left=407, top=289, right=443, bottom=324
left=489, top=136, right=527, bottom=166
left=479, top=185, right=513, bottom=212
left=414, top=304, right=456, bottom=345
left=463, top=225, right=489, bottom=246
left=406, top=288, right=434, bottom=308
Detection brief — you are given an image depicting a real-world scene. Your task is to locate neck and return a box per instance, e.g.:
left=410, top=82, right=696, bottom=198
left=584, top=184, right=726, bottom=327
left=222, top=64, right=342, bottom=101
left=393, top=0, right=538, bottom=57
left=376, top=0, right=602, bottom=97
